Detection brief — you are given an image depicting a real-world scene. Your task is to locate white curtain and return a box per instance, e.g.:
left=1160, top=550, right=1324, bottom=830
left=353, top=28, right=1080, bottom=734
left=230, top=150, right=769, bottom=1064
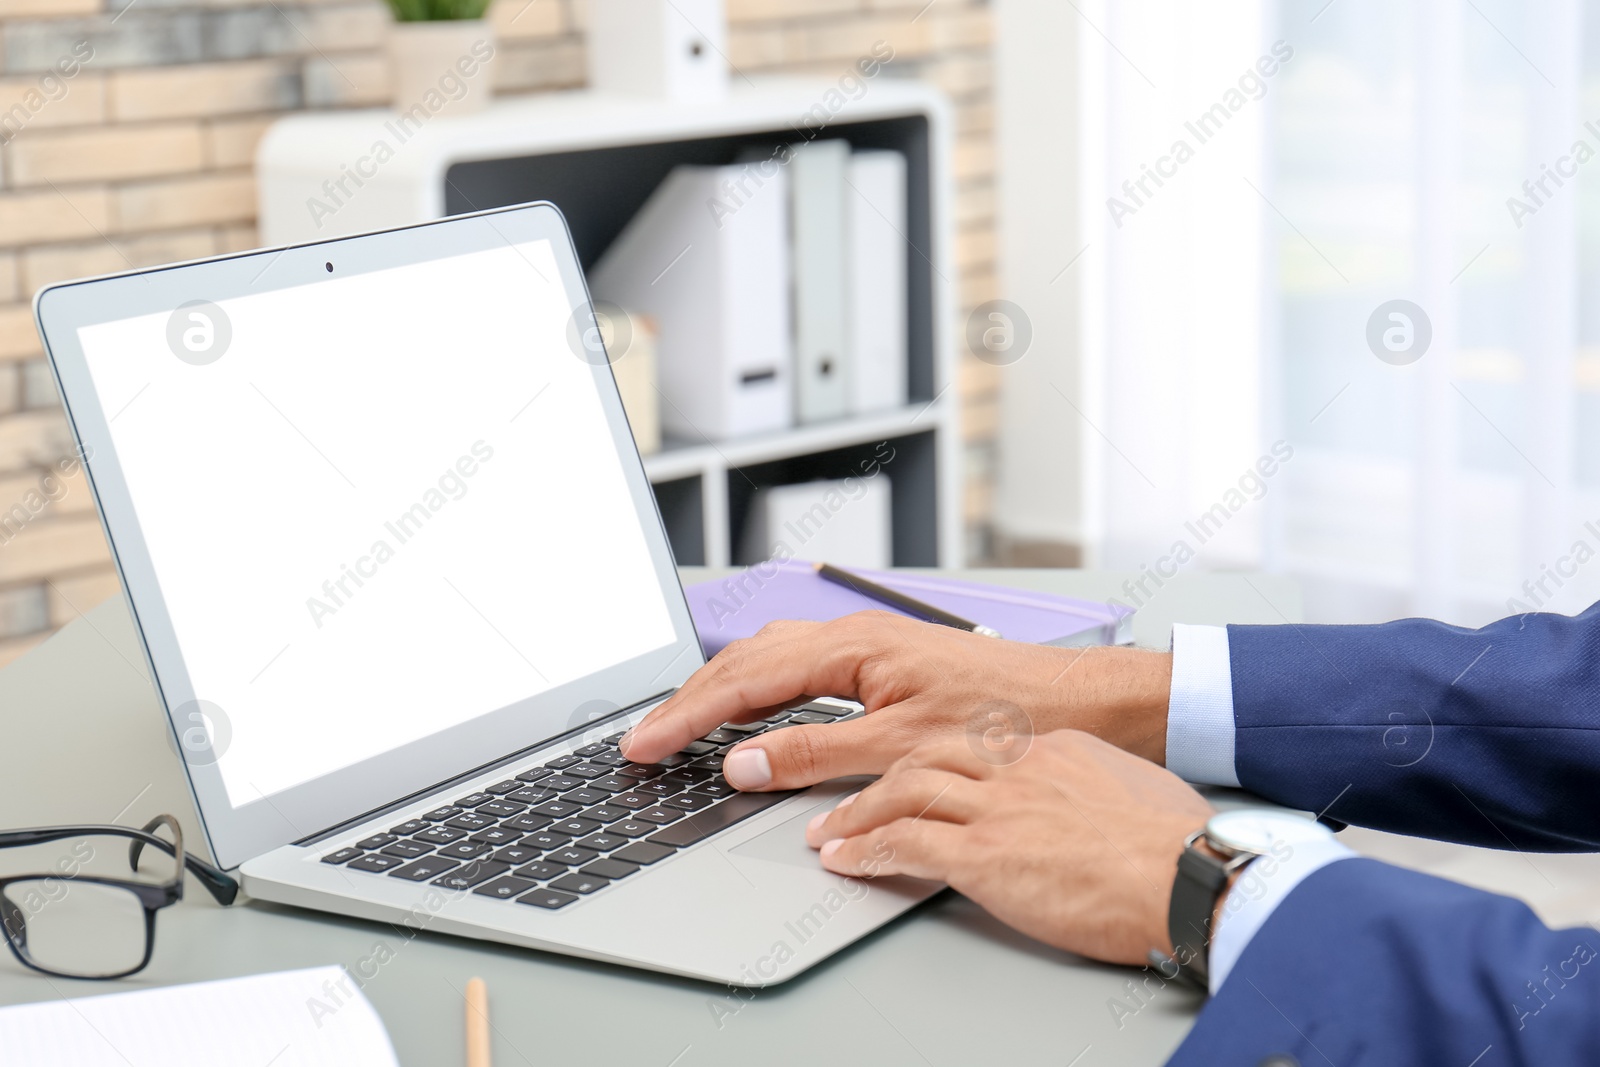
left=1081, top=0, right=1599, bottom=626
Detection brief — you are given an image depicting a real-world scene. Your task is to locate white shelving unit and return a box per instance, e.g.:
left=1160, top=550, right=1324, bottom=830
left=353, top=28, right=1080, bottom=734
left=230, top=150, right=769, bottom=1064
left=257, top=77, right=962, bottom=567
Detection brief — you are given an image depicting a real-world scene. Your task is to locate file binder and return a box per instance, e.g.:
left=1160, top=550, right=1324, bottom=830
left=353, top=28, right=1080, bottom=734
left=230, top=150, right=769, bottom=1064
left=591, top=162, right=793, bottom=440
left=790, top=140, right=850, bottom=424
left=846, top=149, right=909, bottom=414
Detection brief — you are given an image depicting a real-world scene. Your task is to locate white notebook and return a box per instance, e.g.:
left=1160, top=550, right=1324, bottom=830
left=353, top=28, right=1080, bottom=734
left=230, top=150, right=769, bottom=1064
left=0, top=966, right=399, bottom=1067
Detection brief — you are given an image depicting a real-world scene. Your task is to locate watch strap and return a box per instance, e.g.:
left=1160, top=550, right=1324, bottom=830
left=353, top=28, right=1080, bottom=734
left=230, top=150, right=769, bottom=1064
left=1166, top=838, right=1232, bottom=989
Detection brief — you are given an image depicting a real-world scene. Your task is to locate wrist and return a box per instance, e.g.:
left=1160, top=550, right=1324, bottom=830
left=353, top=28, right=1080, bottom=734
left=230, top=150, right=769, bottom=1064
left=1054, top=646, right=1172, bottom=765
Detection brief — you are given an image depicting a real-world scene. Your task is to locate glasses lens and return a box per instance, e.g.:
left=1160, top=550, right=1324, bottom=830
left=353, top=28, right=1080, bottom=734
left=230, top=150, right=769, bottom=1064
left=2, top=878, right=147, bottom=978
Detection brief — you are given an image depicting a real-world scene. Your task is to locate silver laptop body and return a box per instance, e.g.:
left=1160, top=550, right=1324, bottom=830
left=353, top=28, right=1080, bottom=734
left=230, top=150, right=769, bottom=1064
left=33, top=202, right=940, bottom=986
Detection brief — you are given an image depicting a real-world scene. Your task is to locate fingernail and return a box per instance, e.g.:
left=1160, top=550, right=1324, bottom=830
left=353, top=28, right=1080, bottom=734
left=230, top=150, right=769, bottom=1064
left=617, top=729, right=635, bottom=756
left=819, top=838, right=844, bottom=863
left=836, top=791, right=859, bottom=809
left=806, top=811, right=828, bottom=844
left=724, top=747, right=772, bottom=789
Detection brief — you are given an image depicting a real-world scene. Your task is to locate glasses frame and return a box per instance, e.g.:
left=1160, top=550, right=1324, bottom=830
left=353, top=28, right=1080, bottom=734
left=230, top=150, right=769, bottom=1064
left=0, top=814, right=238, bottom=980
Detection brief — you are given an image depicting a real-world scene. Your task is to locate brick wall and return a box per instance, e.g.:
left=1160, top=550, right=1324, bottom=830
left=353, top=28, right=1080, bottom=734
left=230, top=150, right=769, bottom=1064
left=0, top=0, right=998, bottom=666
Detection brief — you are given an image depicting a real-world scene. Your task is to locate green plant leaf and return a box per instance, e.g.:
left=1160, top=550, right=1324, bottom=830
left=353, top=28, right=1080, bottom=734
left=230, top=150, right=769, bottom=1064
left=384, top=0, right=491, bottom=18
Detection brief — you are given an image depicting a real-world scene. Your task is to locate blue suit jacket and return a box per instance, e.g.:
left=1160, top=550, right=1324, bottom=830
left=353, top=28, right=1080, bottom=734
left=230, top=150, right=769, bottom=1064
left=1170, top=605, right=1600, bottom=1065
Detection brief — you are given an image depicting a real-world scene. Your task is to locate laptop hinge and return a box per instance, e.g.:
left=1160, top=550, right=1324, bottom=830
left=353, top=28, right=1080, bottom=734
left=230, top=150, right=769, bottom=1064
left=291, top=690, right=674, bottom=848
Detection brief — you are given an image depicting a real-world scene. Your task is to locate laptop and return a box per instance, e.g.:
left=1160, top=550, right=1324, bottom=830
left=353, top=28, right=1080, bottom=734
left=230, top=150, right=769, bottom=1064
left=32, top=202, right=941, bottom=986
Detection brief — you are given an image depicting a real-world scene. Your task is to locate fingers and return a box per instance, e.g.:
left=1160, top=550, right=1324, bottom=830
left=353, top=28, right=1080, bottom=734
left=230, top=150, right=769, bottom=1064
left=721, top=714, right=914, bottom=790
left=805, top=768, right=983, bottom=847
left=621, top=616, right=887, bottom=763
left=817, top=817, right=965, bottom=882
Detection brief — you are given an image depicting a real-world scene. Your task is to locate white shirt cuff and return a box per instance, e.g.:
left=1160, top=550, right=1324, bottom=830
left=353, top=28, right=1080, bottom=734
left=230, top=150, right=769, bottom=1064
left=1166, top=623, right=1239, bottom=787
left=1209, top=837, right=1356, bottom=993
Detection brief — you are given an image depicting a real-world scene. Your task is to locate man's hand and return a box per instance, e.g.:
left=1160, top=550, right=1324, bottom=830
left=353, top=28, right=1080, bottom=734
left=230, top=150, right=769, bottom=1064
left=620, top=612, right=1173, bottom=790
left=806, top=731, right=1214, bottom=966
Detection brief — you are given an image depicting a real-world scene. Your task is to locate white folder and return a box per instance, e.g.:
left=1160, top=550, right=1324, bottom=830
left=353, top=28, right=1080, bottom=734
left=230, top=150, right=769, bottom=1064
left=739, top=476, right=893, bottom=568
left=790, top=140, right=850, bottom=424
left=590, top=163, right=793, bottom=441
left=845, top=149, right=909, bottom=414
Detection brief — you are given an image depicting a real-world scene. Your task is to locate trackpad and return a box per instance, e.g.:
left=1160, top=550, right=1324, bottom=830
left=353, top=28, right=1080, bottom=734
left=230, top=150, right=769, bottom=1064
left=730, top=783, right=862, bottom=869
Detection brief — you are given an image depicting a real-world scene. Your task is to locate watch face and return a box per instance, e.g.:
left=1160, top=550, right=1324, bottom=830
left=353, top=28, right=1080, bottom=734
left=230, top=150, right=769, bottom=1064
left=1206, top=809, right=1331, bottom=857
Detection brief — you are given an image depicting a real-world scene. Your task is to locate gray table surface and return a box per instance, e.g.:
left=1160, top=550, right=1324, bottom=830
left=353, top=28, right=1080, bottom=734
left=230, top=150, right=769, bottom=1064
left=6, top=568, right=1588, bottom=1067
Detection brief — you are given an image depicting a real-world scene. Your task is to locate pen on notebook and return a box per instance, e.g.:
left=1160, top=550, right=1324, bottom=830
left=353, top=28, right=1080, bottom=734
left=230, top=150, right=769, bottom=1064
left=466, top=976, right=491, bottom=1067
left=814, top=561, right=1004, bottom=638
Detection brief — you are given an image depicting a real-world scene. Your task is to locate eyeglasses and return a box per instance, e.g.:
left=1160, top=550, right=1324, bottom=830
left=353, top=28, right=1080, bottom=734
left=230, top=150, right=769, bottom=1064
left=0, top=815, right=238, bottom=980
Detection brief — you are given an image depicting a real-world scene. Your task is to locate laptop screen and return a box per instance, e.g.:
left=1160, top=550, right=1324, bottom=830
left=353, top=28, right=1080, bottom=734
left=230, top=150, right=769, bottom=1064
left=72, top=237, right=678, bottom=808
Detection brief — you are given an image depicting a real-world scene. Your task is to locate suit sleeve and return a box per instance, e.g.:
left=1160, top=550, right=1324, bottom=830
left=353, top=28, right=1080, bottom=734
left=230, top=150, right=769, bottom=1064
left=1168, top=858, right=1600, bottom=1067
left=1227, top=603, right=1600, bottom=849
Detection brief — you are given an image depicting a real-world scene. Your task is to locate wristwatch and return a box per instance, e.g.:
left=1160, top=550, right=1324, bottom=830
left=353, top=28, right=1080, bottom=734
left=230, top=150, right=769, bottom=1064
left=1159, top=809, right=1334, bottom=991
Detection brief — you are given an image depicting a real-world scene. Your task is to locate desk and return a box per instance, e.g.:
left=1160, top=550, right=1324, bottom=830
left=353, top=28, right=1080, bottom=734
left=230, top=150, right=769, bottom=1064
left=2, top=569, right=1593, bottom=1066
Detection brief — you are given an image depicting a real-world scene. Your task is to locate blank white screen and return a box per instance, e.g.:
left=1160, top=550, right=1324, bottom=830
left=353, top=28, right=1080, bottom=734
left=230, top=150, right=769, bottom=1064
left=76, top=240, right=676, bottom=805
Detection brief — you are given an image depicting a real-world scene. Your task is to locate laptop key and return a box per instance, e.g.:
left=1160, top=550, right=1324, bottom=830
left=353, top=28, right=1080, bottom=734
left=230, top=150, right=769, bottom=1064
left=446, top=812, right=495, bottom=831
left=485, top=780, right=522, bottom=795
left=491, top=845, right=542, bottom=865
left=702, top=729, right=742, bottom=745
left=565, top=764, right=609, bottom=780
left=414, top=826, right=467, bottom=845
left=550, top=818, right=602, bottom=837
left=648, top=790, right=798, bottom=848
left=474, top=876, right=537, bottom=900
left=587, top=751, right=628, bottom=766
left=634, top=807, right=684, bottom=826
left=513, top=861, right=567, bottom=880
left=503, top=814, right=554, bottom=834
left=560, top=788, right=610, bottom=806
left=608, top=820, right=657, bottom=838
left=788, top=711, right=836, bottom=725
left=696, top=778, right=736, bottom=799
left=634, top=781, right=683, bottom=798
left=611, top=842, right=675, bottom=865
left=389, top=856, right=460, bottom=881
left=540, top=775, right=584, bottom=791
left=476, top=800, right=525, bottom=818
left=529, top=800, right=583, bottom=819
left=610, top=792, right=654, bottom=810
left=437, top=841, right=490, bottom=860
left=506, top=787, right=558, bottom=805
left=518, top=888, right=579, bottom=910
left=382, top=840, right=433, bottom=859
left=422, top=806, right=462, bottom=822
left=719, top=722, right=766, bottom=735
left=680, top=740, right=718, bottom=757
left=661, top=768, right=711, bottom=785
left=455, top=792, right=494, bottom=808
left=389, top=819, right=429, bottom=835
left=321, top=847, right=362, bottom=865
left=604, top=732, right=627, bottom=744
left=520, top=830, right=571, bottom=850
left=580, top=805, right=631, bottom=823
left=615, top=763, right=660, bottom=780
left=575, top=833, right=627, bottom=852
left=654, top=753, right=691, bottom=768
left=432, top=860, right=509, bottom=891
left=663, top=792, right=717, bottom=813
left=347, top=853, right=406, bottom=873
left=469, top=827, right=521, bottom=846
left=355, top=833, right=397, bottom=850
left=574, top=742, right=609, bottom=757
left=798, top=703, right=847, bottom=717
left=690, top=755, right=726, bottom=773
left=588, top=775, right=634, bottom=793
left=580, top=858, right=640, bottom=880
left=545, top=754, right=583, bottom=770
left=515, top=767, right=553, bottom=783
left=549, top=873, right=608, bottom=895
left=546, top=846, right=600, bottom=867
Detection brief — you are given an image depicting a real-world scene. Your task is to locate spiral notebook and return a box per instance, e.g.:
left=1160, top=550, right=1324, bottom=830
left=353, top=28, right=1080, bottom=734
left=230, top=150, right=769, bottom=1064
left=686, top=559, right=1133, bottom=656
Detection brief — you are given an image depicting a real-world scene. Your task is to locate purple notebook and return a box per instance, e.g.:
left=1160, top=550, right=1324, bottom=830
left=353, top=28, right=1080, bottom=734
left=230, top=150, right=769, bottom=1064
left=685, top=559, right=1133, bottom=656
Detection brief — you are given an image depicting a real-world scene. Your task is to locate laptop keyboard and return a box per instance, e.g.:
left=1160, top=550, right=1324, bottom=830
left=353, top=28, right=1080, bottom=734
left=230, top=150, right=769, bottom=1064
left=318, top=703, right=853, bottom=911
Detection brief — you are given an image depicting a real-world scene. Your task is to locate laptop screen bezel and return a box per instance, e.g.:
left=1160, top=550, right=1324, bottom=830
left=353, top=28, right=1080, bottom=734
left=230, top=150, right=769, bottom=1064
left=33, top=202, right=706, bottom=870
